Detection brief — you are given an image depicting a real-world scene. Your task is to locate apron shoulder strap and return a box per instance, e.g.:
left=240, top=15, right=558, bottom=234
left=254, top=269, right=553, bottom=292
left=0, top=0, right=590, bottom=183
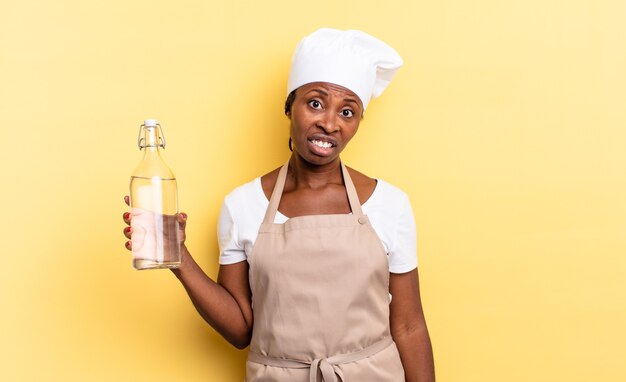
left=263, top=162, right=290, bottom=224
left=341, top=162, right=364, bottom=216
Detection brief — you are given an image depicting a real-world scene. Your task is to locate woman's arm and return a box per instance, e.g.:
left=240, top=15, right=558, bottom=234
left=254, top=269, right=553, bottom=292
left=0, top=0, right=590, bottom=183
left=172, top=251, right=253, bottom=349
left=123, top=197, right=253, bottom=349
left=389, top=268, right=435, bottom=382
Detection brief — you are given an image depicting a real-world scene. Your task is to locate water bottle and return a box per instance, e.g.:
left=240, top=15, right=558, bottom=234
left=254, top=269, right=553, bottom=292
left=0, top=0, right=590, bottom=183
left=129, top=119, right=181, bottom=270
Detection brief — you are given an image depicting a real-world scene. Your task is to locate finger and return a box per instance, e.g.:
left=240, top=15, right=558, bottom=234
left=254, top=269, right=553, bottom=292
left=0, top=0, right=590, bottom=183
left=124, top=195, right=130, bottom=206
left=122, top=211, right=131, bottom=225
left=125, top=240, right=132, bottom=251
left=178, top=212, right=187, bottom=243
left=123, top=226, right=132, bottom=240
left=178, top=212, right=187, bottom=227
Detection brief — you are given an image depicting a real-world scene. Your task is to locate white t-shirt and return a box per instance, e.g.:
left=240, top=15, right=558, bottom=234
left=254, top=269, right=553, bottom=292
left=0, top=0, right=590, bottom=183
left=218, top=177, right=418, bottom=274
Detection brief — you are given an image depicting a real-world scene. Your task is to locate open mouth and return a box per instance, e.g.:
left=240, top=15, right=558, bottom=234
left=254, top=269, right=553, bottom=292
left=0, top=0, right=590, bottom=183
left=310, top=139, right=334, bottom=149
left=307, top=136, right=337, bottom=156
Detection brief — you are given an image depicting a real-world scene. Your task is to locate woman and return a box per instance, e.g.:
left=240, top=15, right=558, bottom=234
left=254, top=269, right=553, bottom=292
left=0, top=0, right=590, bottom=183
left=123, top=28, right=435, bottom=381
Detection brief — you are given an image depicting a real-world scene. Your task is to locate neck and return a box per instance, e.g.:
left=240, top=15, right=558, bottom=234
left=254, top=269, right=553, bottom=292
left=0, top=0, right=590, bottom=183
left=288, top=154, right=343, bottom=189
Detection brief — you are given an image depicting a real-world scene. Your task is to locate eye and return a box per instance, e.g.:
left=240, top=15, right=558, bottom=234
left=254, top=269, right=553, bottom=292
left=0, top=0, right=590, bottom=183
left=341, top=109, right=354, bottom=118
left=308, top=100, right=323, bottom=110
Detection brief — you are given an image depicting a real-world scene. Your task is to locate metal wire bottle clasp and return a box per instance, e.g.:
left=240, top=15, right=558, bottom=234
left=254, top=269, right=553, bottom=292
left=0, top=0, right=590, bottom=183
left=137, top=123, right=166, bottom=149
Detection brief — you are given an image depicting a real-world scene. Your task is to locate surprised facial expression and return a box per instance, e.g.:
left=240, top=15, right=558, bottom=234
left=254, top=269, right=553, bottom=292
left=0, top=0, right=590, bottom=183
left=287, top=82, right=363, bottom=166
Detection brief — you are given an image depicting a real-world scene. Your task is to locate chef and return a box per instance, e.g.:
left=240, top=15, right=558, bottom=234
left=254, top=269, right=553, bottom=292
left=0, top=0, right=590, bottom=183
left=124, top=28, right=435, bottom=381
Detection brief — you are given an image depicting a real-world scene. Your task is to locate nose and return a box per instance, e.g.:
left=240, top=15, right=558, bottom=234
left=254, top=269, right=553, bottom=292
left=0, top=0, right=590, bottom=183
left=317, top=110, right=339, bottom=134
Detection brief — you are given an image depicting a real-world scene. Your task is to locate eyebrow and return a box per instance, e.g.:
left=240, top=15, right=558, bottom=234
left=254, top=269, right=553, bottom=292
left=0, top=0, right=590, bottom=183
left=304, top=89, right=360, bottom=107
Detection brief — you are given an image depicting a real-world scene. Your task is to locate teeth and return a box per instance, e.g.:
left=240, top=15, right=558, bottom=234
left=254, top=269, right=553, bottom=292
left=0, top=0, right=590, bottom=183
left=312, top=140, right=332, bottom=149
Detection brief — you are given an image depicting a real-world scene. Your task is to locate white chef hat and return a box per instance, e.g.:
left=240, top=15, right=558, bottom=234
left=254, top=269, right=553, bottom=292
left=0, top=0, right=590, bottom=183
left=287, top=28, right=403, bottom=111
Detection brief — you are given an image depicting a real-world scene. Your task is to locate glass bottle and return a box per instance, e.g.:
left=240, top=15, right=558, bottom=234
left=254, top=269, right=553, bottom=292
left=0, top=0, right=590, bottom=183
left=129, top=119, right=181, bottom=270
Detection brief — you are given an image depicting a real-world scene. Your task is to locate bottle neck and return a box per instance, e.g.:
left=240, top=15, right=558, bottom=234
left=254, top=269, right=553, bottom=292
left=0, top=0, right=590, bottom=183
left=133, top=124, right=175, bottom=179
left=140, top=126, right=164, bottom=154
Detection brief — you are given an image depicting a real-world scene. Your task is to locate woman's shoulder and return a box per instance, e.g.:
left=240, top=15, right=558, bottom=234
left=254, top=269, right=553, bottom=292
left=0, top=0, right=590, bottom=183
left=361, top=175, right=411, bottom=213
left=345, top=166, right=378, bottom=205
left=371, top=178, right=409, bottom=199
left=225, top=177, right=258, bottom=197
left=224, top=175, right=267, bottom=209
left=345, top=166, right=409, bottom=204
left=222, top=176, right=269, bottom=226
left=345, top=166, right=376, bottom=188
left=224, top=164, right=283, bottom=205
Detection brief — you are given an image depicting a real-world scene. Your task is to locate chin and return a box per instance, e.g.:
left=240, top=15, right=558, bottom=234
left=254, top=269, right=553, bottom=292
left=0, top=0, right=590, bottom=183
left=295, top=152, right=341, bottom=167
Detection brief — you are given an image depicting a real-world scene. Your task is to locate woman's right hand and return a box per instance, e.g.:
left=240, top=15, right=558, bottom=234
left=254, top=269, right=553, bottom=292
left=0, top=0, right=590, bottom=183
left=122, top=195, right=189, bottom=253
left=122, top=195, right=133, bottom=251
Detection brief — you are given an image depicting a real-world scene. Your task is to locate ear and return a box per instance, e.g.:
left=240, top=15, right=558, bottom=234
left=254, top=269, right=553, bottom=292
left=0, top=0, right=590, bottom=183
left=285, top=110, right=291, bottom=119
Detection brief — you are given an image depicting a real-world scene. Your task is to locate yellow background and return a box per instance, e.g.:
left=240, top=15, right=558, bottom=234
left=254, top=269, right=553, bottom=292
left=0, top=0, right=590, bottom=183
left=1, top=0, right=625, bottom=381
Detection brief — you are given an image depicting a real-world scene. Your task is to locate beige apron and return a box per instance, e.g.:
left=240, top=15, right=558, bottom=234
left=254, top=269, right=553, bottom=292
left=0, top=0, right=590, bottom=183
left=246, top=162, right=405, bottom=382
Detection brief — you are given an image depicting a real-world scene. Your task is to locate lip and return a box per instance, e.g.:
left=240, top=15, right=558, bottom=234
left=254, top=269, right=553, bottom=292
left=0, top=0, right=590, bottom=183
left=307, top=135, right=337, bottom=156
left=307, top=134, right=337, bottom=147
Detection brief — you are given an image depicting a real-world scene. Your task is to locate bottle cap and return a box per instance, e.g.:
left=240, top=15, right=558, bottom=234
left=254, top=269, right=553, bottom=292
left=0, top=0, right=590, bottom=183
left=144, top=119, right=159, bottom=127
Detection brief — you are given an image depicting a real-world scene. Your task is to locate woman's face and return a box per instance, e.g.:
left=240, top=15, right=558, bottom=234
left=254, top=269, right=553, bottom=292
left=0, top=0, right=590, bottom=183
left=288, top=82, right=363, bottom=167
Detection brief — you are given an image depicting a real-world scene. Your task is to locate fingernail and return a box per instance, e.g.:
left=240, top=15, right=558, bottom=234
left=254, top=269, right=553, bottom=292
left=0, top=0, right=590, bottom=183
left=124, top=212, right=130, bottom=220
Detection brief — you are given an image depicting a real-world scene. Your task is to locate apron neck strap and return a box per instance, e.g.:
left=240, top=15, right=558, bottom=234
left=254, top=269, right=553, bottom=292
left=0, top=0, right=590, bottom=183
left=341, top=162, right=363, bottom=216
left=263, top=160, right=364, bottom=224
left=263, top=162, right=289, bottom=224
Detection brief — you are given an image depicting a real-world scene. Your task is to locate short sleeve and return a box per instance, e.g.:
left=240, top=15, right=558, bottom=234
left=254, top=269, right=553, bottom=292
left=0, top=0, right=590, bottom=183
left=387, top=193, right=418, bottom=274
left=217, top=199, right=247, bottom=265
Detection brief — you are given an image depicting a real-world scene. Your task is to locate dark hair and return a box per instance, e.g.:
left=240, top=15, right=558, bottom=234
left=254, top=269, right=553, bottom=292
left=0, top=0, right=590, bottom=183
left=284, top=90, right=296, bottom=115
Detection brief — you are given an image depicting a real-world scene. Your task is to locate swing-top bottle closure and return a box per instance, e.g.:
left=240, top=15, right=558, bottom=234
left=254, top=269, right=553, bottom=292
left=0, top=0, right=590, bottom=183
left=138, top=119, right=166, bottom=150
left=132, top=119, right=175, bottom=179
